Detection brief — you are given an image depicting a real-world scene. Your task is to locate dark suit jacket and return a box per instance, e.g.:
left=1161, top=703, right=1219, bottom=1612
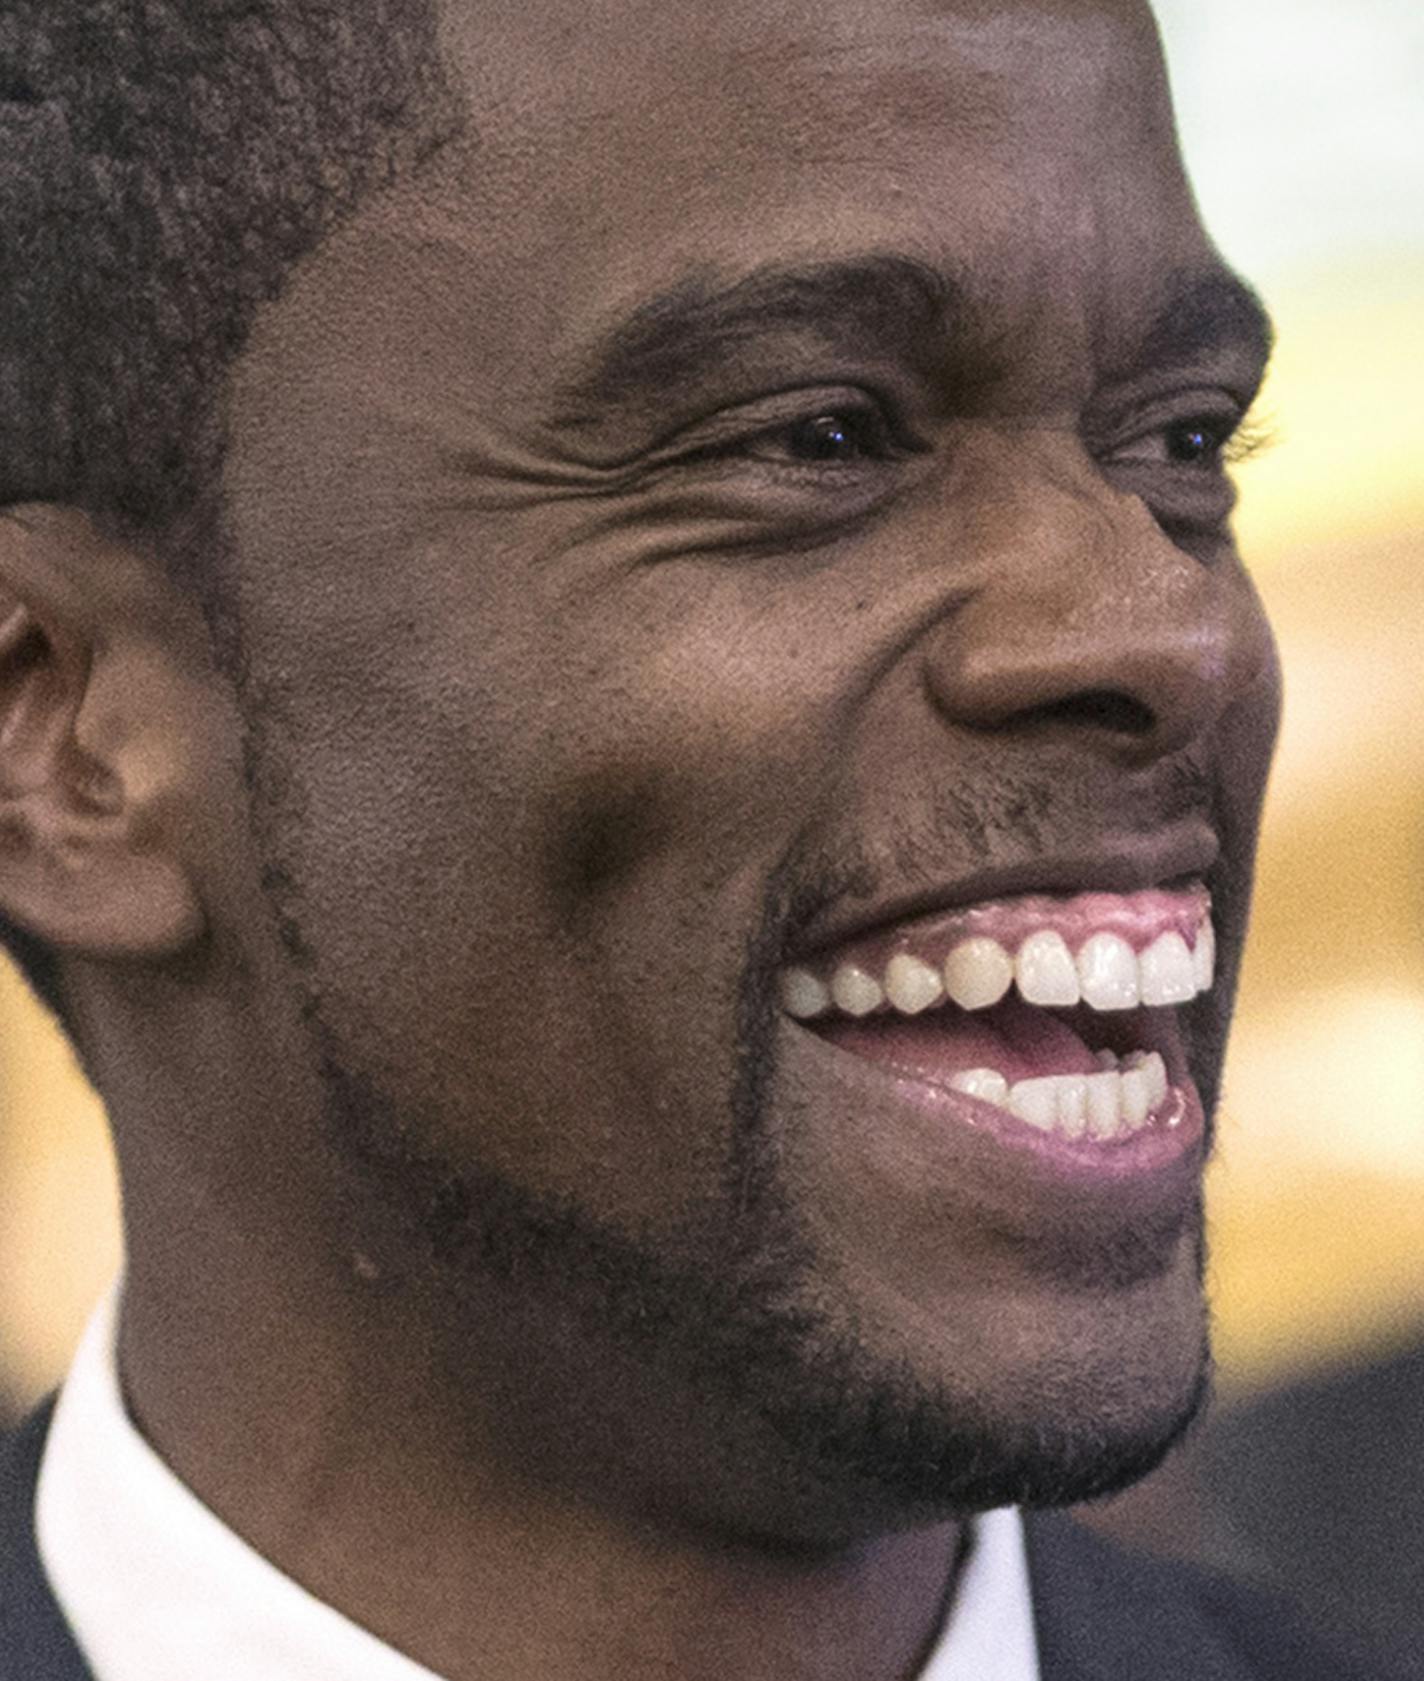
left=0, top=1400, right=1413, bottom=1680
left=1200, top=1339, right=1424, bottom=1665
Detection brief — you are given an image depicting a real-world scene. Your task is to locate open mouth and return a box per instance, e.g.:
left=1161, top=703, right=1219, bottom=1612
left=778, top=885, right=1211, bottom=1147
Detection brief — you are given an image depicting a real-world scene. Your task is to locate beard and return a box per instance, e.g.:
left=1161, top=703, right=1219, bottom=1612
left=216, top=567, right=1216, bottom=1537
left=259, top=822, right=1211, bottom=1534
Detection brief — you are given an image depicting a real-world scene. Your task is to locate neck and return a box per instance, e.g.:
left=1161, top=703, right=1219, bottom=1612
left=116, top=1255, right=966, bottom=1681
left=91, top=958, right=968, bottom=1681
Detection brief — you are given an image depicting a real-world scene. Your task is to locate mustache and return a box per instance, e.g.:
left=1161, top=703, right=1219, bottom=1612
left=758, top=745, right=1221, bottom=968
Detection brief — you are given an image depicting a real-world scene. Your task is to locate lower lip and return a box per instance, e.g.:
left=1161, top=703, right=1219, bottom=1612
left=782, top=1015, right=1206, bottom=1226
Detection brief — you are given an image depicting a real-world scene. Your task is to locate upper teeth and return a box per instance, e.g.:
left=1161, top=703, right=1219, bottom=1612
left=780, top=918, right=1215, bottom=1021
left=829, top=965, right=885, bottom=1017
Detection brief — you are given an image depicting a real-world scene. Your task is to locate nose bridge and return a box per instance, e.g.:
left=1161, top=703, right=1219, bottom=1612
left=924, top=448, right=1260, bottom=759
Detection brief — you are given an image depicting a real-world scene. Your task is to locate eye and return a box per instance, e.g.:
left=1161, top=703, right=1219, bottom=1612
left=709, top=400, right=907, bottom=467
left=677, top=401, right=907, bottom=471
left=1113, top=413, right=1240, bottom=470
left=657, top=390, right=925, bottom=515
left=1165, top=419, right=1225, bottom=465
left=770, top=411, right=892, bottom=464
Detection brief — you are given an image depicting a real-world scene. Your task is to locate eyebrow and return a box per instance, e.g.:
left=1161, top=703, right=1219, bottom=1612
left=1128, top=268, right=1276, bottom=386
left=550, top=254, right=1275, bottom=434
left=551, top=255, right=962, bottom=431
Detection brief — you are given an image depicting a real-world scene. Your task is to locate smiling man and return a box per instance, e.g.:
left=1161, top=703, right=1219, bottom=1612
left=0, top=2, right=1400, bottom=1679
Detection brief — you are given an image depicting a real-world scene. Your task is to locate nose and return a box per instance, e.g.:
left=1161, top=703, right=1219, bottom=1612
left=921, top=452, right=1275, bottom=764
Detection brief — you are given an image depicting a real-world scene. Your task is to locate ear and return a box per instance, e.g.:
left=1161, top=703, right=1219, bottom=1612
left=0, top=506, right=206, bottom=959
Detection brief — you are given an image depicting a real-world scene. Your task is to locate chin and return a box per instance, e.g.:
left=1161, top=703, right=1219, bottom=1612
left=651, top=1201, right=1214, bottom=1542
left=739, top=1305, right=1213, bottom=1539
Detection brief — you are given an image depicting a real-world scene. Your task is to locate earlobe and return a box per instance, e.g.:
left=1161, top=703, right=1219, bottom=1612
left=0, top=508, right=206, bottom=961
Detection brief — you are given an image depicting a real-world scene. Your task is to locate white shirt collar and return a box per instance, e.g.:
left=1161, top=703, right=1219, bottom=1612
left=36, top=1285, right=1039, bottom=1681
left=924, top=1506, right=1041, bottom=1681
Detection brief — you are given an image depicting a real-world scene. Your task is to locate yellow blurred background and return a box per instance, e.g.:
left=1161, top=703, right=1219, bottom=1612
left=1, top=2, right=1421, bottom=1415
left=1155, top=0, right=1424, bottom=1396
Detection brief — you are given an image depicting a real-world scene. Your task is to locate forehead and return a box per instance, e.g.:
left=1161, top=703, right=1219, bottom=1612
left=228, top=0, right=1227, bottom=540
left=421, top=0, right=1203, bottom=380
left=442, top=0, right=1167, bottom=145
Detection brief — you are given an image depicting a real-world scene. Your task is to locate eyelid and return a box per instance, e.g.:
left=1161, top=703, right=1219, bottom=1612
left=1091, top=389, right=1252, bottom=465
left=652, top=384, right=923, bottom=468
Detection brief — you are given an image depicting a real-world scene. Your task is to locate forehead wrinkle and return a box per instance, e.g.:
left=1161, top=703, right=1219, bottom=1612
left=548, top=254, right=974, bottom=435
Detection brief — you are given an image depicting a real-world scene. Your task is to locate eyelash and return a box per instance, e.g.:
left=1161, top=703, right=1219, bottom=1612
left=1221, top=414, right=1276, bottom=466
left=670, top=395, right=1273, bottom=490
left=680, top=401, right=914, bottom=474
left=1103, top=403, right=1272, bottom=473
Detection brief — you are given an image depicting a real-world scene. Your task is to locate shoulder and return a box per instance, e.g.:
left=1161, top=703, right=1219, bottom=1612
left=1023, top=1510, right=1420, bottom=1681
left=1202, top=1342, right=1424, bottom=1655
left=0, top=1401, right=95, bottom=1680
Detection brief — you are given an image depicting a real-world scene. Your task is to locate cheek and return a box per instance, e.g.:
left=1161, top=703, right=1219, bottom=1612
left=480, top=565, right=856, bottom=930
left=1213, top=583, right=1282, bottom=855
left=246, top=629, right=779, bottom=1227
left=232, top=521, right=867, bottom=1205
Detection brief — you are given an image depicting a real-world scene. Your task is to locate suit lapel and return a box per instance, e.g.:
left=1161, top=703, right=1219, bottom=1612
left=0, top=1400, right=95, bottom=1681
left=1023, top=1511, right=1252, bottom=1681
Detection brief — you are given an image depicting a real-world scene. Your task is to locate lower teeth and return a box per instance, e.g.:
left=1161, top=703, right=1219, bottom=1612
left=949, top=1051, right=1168, bottom=1141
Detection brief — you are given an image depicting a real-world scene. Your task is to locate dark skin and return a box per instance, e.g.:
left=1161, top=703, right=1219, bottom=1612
left=0, top=0, right=1279, bottom=1676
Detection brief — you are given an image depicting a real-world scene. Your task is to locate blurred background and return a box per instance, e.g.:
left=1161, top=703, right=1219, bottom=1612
left=0, top=0, right=1421, bottom=1663
left=1090, top=1, right=1424, bottom=1663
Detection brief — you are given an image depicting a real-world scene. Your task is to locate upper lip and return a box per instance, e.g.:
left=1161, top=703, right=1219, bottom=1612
left=785, top=824, right=1221, bottom=963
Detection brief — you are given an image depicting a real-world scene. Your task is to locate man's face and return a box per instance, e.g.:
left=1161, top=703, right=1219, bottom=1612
left=217, top=0, right=1278, bottom=1535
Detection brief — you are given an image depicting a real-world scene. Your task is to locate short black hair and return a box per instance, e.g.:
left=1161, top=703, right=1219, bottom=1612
left=0, top=1, right=461, bottom=1019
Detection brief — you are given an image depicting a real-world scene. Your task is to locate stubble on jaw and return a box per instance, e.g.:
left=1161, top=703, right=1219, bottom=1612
left=248, top=798, right=1210, bottom=1536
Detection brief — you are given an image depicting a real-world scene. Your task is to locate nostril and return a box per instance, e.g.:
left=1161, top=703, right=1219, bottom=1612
left=1026, top=690, right=1157, bottom=737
